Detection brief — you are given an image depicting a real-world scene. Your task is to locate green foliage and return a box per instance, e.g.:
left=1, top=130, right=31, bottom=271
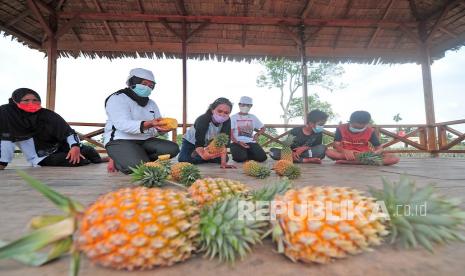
left=288, top=94, right=336, bottom=121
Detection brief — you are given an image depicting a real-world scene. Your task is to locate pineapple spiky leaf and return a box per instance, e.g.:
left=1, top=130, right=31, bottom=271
left=171, top=162, right=201, bottom=186
left=370, top=175, right=465, bottom=252
left=280, top=135, right=295, bottom=162
left=130, top=162, right=169, bottom=188
left=355, top=152, right=383, bottom=166
left=243, top=161, right=271, bottom=179
left=250, top=178, right=292, bottom=202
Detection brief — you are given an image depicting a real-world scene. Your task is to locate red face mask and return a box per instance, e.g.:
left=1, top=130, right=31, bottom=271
left=17, top=102, right=42, bottom=113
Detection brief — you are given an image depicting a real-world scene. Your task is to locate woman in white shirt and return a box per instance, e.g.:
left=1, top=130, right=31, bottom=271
left=104, top=68, right=179, bottom=174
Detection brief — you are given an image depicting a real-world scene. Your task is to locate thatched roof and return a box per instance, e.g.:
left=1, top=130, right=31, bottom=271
left=1, top=0, right=464, bottom=63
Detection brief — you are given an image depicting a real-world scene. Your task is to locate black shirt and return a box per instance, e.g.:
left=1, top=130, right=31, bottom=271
left=334, top=128, right=381, bottom=147
left=289, top=127, right=322, bottom=149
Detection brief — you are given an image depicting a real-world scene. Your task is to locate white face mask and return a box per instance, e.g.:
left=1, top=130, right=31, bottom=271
left=239, top=106, right=251, bottom=113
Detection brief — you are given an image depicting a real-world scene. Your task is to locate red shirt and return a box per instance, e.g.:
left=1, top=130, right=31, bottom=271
left=338, top=123, right=374, bottom=152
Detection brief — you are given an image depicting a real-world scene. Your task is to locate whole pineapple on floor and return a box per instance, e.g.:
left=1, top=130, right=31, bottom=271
left=130, top=162, right=169, bottom=188
left=205, top=133, right=229, bottom=155
left=369, top=175, right=465, bottom=251
left=243, top=161, right=271, bottom=179
left=355, top=152, right=383, bottom=166
left=280, top=135, right=295, bottom=162
left=170, top=162, right=201, bottom=186
left=187, top=178, right=249, bottom=207
left=271, top=186, right=389, bottom=264
left=273, top=160, right=301, bottom=180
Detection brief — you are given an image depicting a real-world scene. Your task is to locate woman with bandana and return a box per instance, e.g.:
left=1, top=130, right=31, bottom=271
left=0, top=88, right=103, bottom=169
left=178, top=97, right=236, bottom=169
left=104, top=68, right=179, bottom=174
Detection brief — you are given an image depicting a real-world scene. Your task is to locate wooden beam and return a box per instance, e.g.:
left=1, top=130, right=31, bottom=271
left=408, top=0, right=421, bottom=20
left=333, top=0, right=353, bottom=49
left=426, top=2, right=454, bottom=43
left=46, top=16, right=58, bottom=110
left=367, top=0, right=395, bottom=48
left=175, top=0, right=188, bottom=16
left=91, top=0, right=116, bottom=42
left=241, top=0, right=249, bottom=48
left=160, top=19, right=182, bottom=40
left=422, top=0, right=465, bottom=22
left=399, top=24, right=422, bottom=45
left=32, top=0, right=55, bottom=15
left=58, top=12, right=417, bottom=28
left=54, top=14, right=80, bottom=40
left=136, top=0, right=152, bottom=44
left=299, top=25, right=309, bottom=124
left=304, top=26, right=322, bottom=43
left=0, top=23, right=42, bottom=48
left=300, top=0, right=314, bottom=19
left=27, top=0, right=54, bottom=37
left=56, top=0, right=66, bottom=11
left=6, top=11, right=32, bottom=27
left=438, top=27, right=457, bottom=38
left=70, top=27, right=81, bottom=42
left=181, top=21, right=188, bottom=134
left=279, top=24, right=302, bottom=46
left=186, top=21, right=211, bottom=43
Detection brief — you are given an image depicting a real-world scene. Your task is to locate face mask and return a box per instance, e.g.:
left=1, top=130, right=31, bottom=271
left=312, top=125, right=324, bottom=133
left=17, top=102, right=41, bottom=113
left=239, top=106, right=251, bottom=114
left=349, top=125, right=367, bottom=133
left=132, top=84, right=153, bottom=97
left=212, top=113, right=229, bottom=124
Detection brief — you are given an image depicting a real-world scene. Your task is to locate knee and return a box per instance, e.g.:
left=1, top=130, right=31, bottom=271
left=384, top=155, right=400, bottom=166
left=255, top=152, right=268, bottom=162
left=232, top=153, right=248, bottom=163
left=163, top=141, right=180, bottom=158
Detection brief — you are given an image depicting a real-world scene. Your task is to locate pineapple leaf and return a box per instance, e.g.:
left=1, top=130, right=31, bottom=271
left=17, top=171, right=84, bottom=214
left=70, top=251, right=81, bottom=276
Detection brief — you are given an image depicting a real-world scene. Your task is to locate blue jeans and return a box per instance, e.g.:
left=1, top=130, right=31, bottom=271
left=178, top=139, right=222, bottom=164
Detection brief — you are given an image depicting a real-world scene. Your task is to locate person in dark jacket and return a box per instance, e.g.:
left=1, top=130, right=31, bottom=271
left=0, top=88, right=103, bottom=169
left=178, top=97, right=236, bottom=169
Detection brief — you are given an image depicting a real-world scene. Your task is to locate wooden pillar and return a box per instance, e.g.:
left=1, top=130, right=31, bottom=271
left=46, top=36, right=58, bottom=110
left=299, top=25, right=309, bottom=124
left=181, top=22, right=188, bottom=134
left=419, top=22, right=437, bottom=154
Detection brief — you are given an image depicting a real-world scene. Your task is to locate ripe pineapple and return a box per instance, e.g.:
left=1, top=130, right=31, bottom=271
left=130, top=162, right=169, bottom=188
left=157, top=118, right=178, bottom=131
left=271, top=186, right=389, bottom=264
left=273, top=160, right=301, bottom=180
left=205, top=133, right=229, bottom=155
left=369, top=175, right=465, bottom=251
left=355, top=152, right=383, bottom=166
left=187, top=178, right=249, bottom=207
left=280, top=135, right=295, bottom=162
left=170, top=162, right=201, bottom=186
left=243, top=161, right=271, bottom=179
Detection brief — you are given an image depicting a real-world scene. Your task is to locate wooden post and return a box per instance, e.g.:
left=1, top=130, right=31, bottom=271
left=46, top=14, right=58, bottom=110
left=181, top=22, right=188, bottom=134
left=419, top=22, right=437, bottom=154
left=299, top=24, right=309, bottom=124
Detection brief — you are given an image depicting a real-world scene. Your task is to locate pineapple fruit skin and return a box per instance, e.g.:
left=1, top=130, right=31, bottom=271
left=158, top=118, right=178, bottom=130
left=171, top=162, right=201, bottom=186
left=273, top=160, right=301, bottom=179
left=243, top=161, right=271, bottom=179
left=272, top=186, right=388, bottom=264
left=187, top=178, right=249, bottom=207
left=76, top=187, right=199, bottom=270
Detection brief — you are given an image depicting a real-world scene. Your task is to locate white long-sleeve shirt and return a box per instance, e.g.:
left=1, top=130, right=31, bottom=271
left=103, top=93, right=162, bottom=146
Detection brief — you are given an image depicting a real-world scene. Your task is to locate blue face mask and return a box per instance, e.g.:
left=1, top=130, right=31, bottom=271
left=132, top=84, right=153, bottom=97
left=349, top=125, right=367, bottom=133
left=312, top=125, right=324, bottom=133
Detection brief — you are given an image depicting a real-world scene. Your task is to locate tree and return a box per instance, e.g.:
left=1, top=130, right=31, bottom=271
left=288, top=94, right=336, bottom=121
left=256, top=59, right=344, bottom=126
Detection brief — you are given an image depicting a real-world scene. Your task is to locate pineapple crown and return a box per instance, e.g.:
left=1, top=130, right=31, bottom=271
left=178, top=164, right=201, bottom=187
left=281, top=134, right=295, bottom=147
left=130, top=162, right=169, bottom=188
left=212, top=133, right=230, bottom=147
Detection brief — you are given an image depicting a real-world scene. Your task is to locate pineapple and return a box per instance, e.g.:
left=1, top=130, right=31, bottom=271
left=0, top=173, right=280, bottom=274
left=243, top=161, right=271, bottom=179
left=273, top=160, right=301, bottom=180
left=355, top=152, right=383, bottom=166
left=130, top=162, right=169, bottom=188
left=170, top=162, right=201, bottom=186
left=187, top=178, right=249, bottom=207
left=157, top=118, right=178, bottom=131
left=280, top=135, right=295, bottom=162
left=271, top=186, right=389, bottom=264
left=369, top=175, right=465, bottom=251
left=205, top=133, right=229, bottom=155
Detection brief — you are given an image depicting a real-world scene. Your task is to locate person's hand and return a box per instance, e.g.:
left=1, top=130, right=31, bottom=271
left=107, top=158, right=117, bottom=173
left=294, top=146, right=308, bottom=156
left=292, top=151, right=301, bottom=161
left=152, top=118, right=171, bottom=132
left=343, top=149, right=356, bottom=161
left=239, top=142, right=250, bottom=149
left=0, top=164, right=5, bottom=170
left=373, top=148, right=384, bottom=155
left=66, top=146, right=85, bottom=164
left=197, top=147, right=222, bottom=160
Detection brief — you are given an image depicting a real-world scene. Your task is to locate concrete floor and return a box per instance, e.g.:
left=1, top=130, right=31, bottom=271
left=1, top=157, right=465, bottom=276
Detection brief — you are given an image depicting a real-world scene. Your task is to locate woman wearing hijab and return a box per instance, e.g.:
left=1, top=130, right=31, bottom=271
left=178, top=97, right=236, bottom=169
left=104, top=68, right=180, bottom=174
left=0, top=88, right=103, bottom=169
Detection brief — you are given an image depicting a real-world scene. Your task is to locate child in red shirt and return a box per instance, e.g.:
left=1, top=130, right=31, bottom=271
left=326, top=111, right=399, bottom=165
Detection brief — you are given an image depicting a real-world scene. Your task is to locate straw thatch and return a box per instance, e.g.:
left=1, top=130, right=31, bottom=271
left=1, top=0, right=464, bottom=64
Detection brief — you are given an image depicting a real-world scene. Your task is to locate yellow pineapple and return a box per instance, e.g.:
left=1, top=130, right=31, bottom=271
left=205, top=133, right=229, bottom=155
left=157, top=118, right=178, bottom=131
left=273, top=160, right=301, bottom=180
left=243, top=161, right=270, bottom=179
left=187, top=178, right=249, bottom=207
left=280, top=135, right=295, bottom=162
left=271, top=186, right=388, bottom=264
left=170, top=162, right=201, bottom=186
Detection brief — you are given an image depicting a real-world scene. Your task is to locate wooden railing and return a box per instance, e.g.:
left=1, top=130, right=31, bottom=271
left=68, top=120, right=465, bottom=155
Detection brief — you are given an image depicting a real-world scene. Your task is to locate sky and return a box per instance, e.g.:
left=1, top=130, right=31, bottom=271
left=0, top=33, right=464, bottom=134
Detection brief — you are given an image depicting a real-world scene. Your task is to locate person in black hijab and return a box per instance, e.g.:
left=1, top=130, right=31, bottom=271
left=0, top=88, right=103, bottom=169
